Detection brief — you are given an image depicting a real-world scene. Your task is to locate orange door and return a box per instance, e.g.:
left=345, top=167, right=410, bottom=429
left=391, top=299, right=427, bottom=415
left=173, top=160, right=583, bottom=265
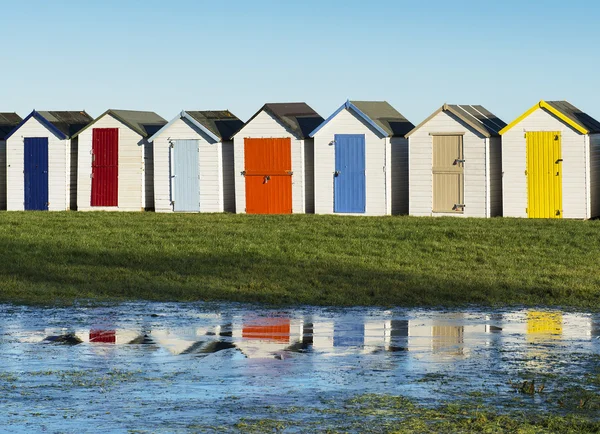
left=244, top=138, right=292, bottom=214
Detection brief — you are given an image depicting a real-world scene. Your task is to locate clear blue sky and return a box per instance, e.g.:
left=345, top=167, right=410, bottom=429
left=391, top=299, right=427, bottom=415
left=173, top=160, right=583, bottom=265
left=2, top=0, right=599, bottom=124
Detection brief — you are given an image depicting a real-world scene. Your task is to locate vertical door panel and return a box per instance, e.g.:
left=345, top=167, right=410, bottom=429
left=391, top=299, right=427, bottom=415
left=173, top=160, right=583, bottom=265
left=432, top=135, right=464, bottom=212
left=334, top=134, right=366, bottom=213
left=244, top=138, right=292, bottom=214
left=24, top=137, right=49, bottom=211
left=172, top=140, right=200, bottom=212
left=526, top=132, right=562, bottom=218
left=91, top=128, right=118, bottom=207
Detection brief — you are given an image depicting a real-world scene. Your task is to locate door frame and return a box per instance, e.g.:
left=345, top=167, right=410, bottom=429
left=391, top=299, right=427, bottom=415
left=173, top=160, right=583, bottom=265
left=333, top=133, right=366, bottom=214
left=170, top=139, right=200, bottom=212
left=432, top=134, right=465, bottom=213
left=23, top=137, right=49, bottom=211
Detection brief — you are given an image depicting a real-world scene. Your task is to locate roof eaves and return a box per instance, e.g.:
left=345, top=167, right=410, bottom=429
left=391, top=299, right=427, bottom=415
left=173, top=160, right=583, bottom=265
left=500, top=101, right=589, bottom=135
left=71, top=109, right=111, bottom=138
left=4, top=110, right=68, bottom=141
left=262, top=105, right=303, bottom=139
left=446, top=105, right=492, bottom=138
left=310, top=100, right=389, bottom=138
left=148, top=111, right=221, bottom=143
left=405, top=106, right=445, bottom=138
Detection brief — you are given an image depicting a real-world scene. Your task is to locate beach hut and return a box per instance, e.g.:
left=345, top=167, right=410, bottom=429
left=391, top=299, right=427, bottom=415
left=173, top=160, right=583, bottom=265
left=310, top=101, right=414, bottom=215
left=4, top=111, right=92, bottom=211
left=0, top=113, right=23, bottom=210
left=406, top=104, right=506, bottom=217
left=233, top=103, right=323, bottom=214
left=148, top=110, right=243, bottom=213
left=500, top=101, right=600, bottom=219
left=73, top=110, right=167, bottom=211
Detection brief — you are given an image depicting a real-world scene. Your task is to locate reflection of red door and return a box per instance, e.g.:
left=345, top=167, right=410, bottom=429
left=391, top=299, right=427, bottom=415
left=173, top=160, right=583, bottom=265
left=244, top=138, right=292, bottom=214
left=91, top=128, right=118, bottom=206
left=243, top=318, right=291, bottom=343
left=90, top=330, right=116, bottom=343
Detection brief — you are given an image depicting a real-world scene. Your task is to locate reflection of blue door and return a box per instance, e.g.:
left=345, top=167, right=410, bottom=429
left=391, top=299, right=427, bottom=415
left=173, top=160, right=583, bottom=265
left=334, top=321, right=365, bottom=347
left=24, top=137, right=49, bottom=211
left=172, top=140, right=200, bottom=212
left=334, top=134, right=366, bottom=213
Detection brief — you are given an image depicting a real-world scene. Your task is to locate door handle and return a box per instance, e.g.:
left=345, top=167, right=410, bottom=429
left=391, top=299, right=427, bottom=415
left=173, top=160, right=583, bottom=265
left=264, top=175, right=270, bottom=184
left=334, top=171, right=341, bottom=177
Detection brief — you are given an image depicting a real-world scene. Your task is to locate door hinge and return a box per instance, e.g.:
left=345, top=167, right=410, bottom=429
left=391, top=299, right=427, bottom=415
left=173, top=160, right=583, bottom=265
left=241, top=171, right=246, bottom=176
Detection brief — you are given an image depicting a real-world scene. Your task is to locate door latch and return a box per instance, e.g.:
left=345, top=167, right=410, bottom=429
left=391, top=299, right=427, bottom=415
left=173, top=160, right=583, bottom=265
left=454, top=159, right=466, bottom=165
left=264, top=175, right=270, bottom=184
left=334, top=170, right=341, bottom=177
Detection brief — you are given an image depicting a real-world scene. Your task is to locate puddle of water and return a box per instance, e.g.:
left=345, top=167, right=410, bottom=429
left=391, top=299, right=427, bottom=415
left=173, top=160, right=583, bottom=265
left=0, top=303, right=598, bottom=432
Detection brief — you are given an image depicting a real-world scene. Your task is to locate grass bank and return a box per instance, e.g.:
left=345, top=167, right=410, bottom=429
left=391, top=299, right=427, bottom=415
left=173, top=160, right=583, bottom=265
left=0, top=212, right=599, bottom=307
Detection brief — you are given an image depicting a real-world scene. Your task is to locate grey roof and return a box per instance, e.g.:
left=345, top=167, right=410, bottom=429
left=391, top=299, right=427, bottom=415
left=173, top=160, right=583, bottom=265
left=545, top=101, right=600, bottom=134
left=37, top=111, right=93, bottom=137
left=0, top=113, right=22, bottom=140
left=350, top=101, right=414, bottom=137
left=186, top=110, right=244, bottom=141
left=74, top=109, right=167, bottom=138
left=406, top=104, right=506, bottom=138
left=246, top=103, right=324, bottom=139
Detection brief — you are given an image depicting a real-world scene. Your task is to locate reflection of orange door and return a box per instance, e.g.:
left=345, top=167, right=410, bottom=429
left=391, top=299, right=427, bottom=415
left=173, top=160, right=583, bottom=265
left=244, top=138, right=292, bottom=214
left=90, top=330, right=116, bottom=343
left=243, top=318, right=291, bottom=343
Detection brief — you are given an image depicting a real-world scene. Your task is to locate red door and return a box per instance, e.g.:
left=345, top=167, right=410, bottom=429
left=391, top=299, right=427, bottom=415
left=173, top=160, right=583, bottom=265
left=244, top=138, right=292, bottom=214
left=91, top=128, right=118, bottom=206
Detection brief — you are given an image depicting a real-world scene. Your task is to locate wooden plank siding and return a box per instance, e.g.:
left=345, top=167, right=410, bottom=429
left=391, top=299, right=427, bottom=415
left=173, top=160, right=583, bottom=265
left=588, top=134, right=600, bottom=218
left=77, top=115, right=148, bottom=211
left=152, top=117, right=225, bottom=213
left=0, top=140, right=6, bottom=210
left=312, top=108, right=390, bottom=215
left=409, top=110, right=498, bottom=217
left=233, top=110, right=307, bottom=214
left=6, top=116, right=71, bottom=211
left=502, top=108, right=587, bottom=219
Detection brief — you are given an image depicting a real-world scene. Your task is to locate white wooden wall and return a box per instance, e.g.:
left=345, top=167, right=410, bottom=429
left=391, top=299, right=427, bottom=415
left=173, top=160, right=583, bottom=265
left=152, top=117, right=224, bottom=213
left=77, top=115, right=147, bottom=212
left=6, top=116, right=70, bottom=211
left=502, top=108, right=587, bottom=219
left=312, top=108, right=390, bottom=215
left=0, top=140, right=6, bottom=210
left=390, top=136, right=409, bottom=215
left=304, top=139, right=314, bottom=214
left=409, top=110, right=492, bottom=217
left=233, top=110, right=306, bottom=214
left=589, top=133, right=600, bottom=218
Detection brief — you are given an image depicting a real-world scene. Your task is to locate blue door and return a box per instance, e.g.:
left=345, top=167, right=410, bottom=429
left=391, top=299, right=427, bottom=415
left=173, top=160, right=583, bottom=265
left=172, top=140, right=200, bottom=212
left=24, top=137, right=49, bottom=211
left=334, top=134, right=366, bottom=213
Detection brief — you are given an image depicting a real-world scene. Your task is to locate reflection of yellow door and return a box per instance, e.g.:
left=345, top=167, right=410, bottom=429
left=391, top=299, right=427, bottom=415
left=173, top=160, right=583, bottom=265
left=527, top=311, right=562, bottom=339
left=526, top=132, right=562, bottom=218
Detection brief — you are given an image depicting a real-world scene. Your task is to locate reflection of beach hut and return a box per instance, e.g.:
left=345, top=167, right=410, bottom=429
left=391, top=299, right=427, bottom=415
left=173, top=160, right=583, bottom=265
left=148, top=110, right=243, bottom=213
left=310, top=101, right=414, bottom=215
left=74, top=110, right=167, bottom=211
left=406, top=104, right=506, bottom=217
left=233, top=103, right=323, bottom=214
left=0, top=113, right=23, bottom=210
left=235, top=317, right=302, bottom=358
left=5, top=110, right=93, bottom=211
left=500, top=101, right=600, bottom=219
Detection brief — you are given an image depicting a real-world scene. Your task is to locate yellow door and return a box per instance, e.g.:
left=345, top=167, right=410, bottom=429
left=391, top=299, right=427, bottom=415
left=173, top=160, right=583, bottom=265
left=526, top=132, right=563, bottom=218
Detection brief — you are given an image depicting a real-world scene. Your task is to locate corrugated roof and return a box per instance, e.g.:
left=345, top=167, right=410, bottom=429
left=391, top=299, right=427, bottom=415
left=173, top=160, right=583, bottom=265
left=545, top=101, right=600, bottom=134
left=406, top=104, right=506, bottom=138
left=186, top=110, right=244, bottom=141
left=244, top=103, right=323, bottom=139
left=350, top=101, right=414, bottom=137
left=37, top=111, right=93, bottom=137
left=0, top=113, right=22, bottom=140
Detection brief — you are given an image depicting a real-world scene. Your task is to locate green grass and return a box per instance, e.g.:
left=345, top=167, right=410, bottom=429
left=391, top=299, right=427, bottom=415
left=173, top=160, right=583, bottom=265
left=1, top=212, right=600, bottom=307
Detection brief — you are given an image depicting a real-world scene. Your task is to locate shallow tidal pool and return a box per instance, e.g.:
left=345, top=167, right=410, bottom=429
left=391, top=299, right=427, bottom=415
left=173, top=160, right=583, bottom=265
left=0, top=302, right=599, bottom=432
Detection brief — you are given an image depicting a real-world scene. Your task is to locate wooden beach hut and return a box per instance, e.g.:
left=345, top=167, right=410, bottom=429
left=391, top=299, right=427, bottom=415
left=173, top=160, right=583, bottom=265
left=232, top=103, right=323, bottom=214
left=310, top=100, right=414, bottom=215
left=406, top=104, right=506, bottom=217
left=73, top=110, right=166, bottom=211
left=148, top=110, right=243, bottom=213
left=500, top=101, right=600, bottom=219
left=4, top=111, right=92, bottom=211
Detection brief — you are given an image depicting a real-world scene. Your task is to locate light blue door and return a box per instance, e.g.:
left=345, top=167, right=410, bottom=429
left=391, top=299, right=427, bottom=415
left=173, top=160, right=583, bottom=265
left=172, top=140, right=200, bottom=212
left=334, top=134, right=366, bottom=213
